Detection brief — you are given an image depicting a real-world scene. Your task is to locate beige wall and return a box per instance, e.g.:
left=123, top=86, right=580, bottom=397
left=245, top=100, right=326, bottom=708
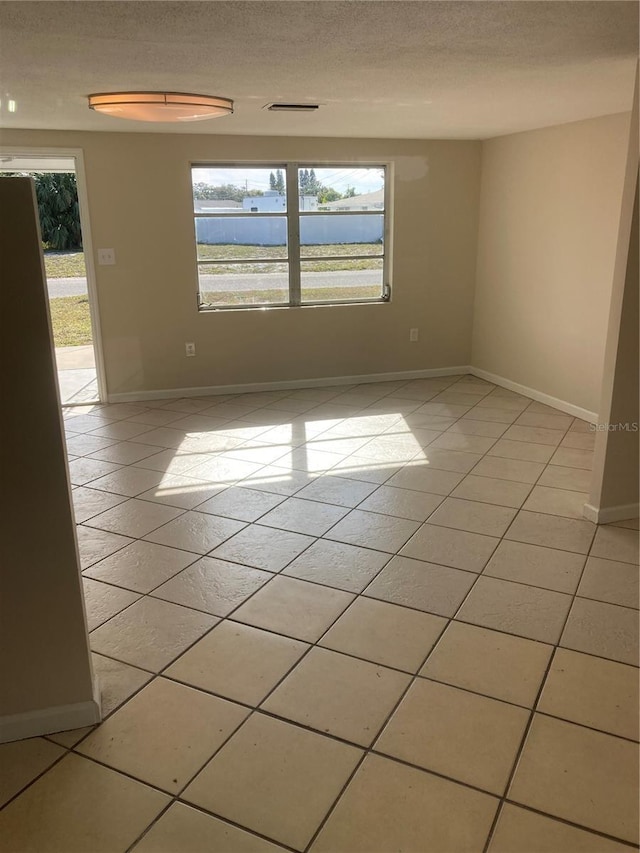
left=0, top=129, right=482, bottom=397
left=590, top=177, right=639, bottom=515
left=589, top=75, right=639, bottom=520
left=0, top=178, right=97, bottom=735
left=472, top=113, right=631, bottom=415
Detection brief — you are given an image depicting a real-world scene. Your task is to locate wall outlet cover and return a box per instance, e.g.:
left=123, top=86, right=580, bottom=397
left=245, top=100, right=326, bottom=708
left=97, top=248, right=115, bottom=265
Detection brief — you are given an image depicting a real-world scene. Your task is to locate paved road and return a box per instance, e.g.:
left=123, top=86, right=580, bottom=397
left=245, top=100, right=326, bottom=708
left=48, top=277, right=89, bottom=297
left=199, top=269, right=379, bottom=293
left=47, top=269, right=379, bottom=298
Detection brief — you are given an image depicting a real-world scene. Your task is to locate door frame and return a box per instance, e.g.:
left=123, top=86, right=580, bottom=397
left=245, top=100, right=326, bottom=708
left=0, top=145, right=107, bottom=403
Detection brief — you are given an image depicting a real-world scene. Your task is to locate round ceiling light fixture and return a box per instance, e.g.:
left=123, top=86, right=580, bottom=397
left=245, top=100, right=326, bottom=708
left=88, top=91, right=234, bottom=122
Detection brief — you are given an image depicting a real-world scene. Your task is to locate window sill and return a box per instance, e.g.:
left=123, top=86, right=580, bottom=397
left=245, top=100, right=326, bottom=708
left=198, top=298, right=391, bottom=313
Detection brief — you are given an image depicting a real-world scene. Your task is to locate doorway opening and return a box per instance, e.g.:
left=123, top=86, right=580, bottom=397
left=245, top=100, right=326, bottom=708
left=0, top=151, right=104, bottom=405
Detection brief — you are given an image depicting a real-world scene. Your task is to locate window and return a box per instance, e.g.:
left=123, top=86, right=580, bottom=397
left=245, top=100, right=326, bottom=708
left=191, top=164, right=389, bottom=310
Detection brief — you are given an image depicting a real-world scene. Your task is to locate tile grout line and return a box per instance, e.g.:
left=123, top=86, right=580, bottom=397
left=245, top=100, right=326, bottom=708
left=480, top=499, right=603, bottom=853
left=18, top=685, right=638, bottom=852
left=456, top=408, right=590, bottom=853
left=297, top=450, right=507, bottom=852
left=117, top=527, right=414, bottom=853
left=0, top=748, right=72, bottom=814
left=86, top=402, right=484, bottom=848
left=497, top=800, right=640, bottom=851
left=299, top=630, right=448, bottom=852
left=83, top=513, right=639, bottom=673
left=12, top=375, right=630, bottom=847
left=79, top=403, right=634, bottom=697
left=125, top=797, right=302, bottom=853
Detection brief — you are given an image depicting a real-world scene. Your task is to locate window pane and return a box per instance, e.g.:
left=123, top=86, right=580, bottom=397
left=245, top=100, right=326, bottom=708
left=298, top=167, right=385, bottom=212
left=192, top=167, right=286, bottom=214
left=300, top=258, right=383, bottom=303
left=300, top=214, right=383, bottom=257
left=198, top=262, right=289, bottom=307
left=196, top=216, right=288, bottom=260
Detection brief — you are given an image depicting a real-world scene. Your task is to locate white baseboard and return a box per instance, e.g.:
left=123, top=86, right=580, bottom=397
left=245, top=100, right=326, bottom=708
left=469, top=368, right=598, bottom=423
left=583, top=502, right=640, bottom=524
left=107, top=366, right=472, bottom=403
left=106, top=364, right=599, bottom=426
left=0, top=679, right=102, bottom=744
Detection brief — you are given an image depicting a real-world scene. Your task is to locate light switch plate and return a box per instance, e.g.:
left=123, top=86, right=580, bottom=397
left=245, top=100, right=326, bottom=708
left=97, top=248, right=116, bottom=265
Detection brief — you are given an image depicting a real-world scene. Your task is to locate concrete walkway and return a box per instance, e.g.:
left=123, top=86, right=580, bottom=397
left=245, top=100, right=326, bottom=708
left=55, top=344, right=95, bottom=370
left=58, top=368, right=98, bottom=405
left=54, top=345, right=98, bottom=405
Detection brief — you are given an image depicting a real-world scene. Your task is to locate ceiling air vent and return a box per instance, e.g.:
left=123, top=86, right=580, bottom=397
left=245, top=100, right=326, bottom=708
left=265, top=103, right=320, bottom=112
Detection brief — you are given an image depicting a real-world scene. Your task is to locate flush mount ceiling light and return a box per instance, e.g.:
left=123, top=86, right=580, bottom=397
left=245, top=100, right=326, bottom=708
left=87, top=91, right=233, bottom=122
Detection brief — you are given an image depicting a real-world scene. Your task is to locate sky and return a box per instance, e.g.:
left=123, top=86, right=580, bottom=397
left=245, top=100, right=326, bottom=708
left=192, top=166, right=384, bottom=195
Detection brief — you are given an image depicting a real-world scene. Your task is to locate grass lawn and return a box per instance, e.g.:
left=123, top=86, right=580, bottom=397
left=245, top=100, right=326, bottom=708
left=49, top=296, right=92, bottom=347
left=44, top=251, right=86, bottom=278
left=198, top=242, right=382, bottom=274
left=201, top=285, right=381, bottom=306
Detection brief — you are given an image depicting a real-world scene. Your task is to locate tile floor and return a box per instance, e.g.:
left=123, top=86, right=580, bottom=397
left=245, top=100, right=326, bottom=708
left=1, top=374, right=638, bottom=853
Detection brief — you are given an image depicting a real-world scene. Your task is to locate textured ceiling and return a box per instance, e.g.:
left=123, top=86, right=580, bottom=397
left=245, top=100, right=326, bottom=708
left=0, top=1, right=637, bottom=139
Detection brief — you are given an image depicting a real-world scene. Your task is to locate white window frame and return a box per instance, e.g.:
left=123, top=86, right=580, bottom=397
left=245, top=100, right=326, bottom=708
left=192, top=161, right=391, bottom=311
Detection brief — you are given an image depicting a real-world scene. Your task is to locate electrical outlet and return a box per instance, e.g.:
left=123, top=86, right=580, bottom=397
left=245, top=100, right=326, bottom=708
left=97, top=248, right=116, bottom=265
left=409, top=328, right=419, bottom=342
left=185, top=342, right=196, bottom=357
